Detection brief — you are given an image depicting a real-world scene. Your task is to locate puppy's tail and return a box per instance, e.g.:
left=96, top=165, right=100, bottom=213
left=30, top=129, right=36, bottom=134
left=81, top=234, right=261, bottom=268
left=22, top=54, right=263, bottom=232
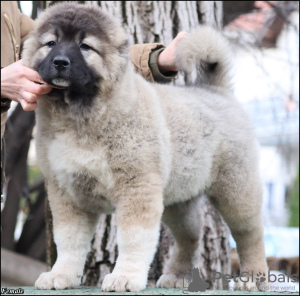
left=175, top=26, right=232, bottom=90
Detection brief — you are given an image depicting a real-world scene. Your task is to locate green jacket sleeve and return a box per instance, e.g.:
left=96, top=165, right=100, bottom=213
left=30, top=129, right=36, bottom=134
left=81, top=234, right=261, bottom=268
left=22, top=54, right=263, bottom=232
left=130, top=43, right=177, bottom=83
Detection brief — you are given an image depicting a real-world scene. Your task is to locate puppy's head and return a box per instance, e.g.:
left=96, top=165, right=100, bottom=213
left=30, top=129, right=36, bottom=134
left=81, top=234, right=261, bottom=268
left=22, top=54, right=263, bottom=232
left=22, top=3, right=129, bottom=107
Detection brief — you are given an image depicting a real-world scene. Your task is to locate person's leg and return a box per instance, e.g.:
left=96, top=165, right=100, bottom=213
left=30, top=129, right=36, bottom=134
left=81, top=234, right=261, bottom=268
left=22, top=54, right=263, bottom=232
left=1, top=112, right=8, bottom=200
left=1, top=112, right=8, bottom=145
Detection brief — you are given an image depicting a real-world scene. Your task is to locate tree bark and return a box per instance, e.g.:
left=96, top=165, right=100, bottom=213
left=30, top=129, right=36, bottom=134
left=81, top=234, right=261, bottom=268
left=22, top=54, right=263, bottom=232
left=1, top=102, right=47, bottom=261
left=15, top=182, right=47, bottom=261
left=1, top=106, right=35, bottom=251
left=44, top=1, right=231, bottom=290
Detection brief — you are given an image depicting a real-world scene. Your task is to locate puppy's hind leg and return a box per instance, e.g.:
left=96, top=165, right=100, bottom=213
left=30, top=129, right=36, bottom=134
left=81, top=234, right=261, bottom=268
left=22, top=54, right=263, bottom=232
left=156, top=197, right=202, bottom=289
left=208, top=153, right=268, bottom=292
left=35, top=181, right=99, bottom=290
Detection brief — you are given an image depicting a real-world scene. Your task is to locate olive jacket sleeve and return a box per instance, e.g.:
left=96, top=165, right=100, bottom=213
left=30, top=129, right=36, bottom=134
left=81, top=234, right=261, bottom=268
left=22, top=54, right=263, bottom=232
left=130, top=43, right=177, bottom=83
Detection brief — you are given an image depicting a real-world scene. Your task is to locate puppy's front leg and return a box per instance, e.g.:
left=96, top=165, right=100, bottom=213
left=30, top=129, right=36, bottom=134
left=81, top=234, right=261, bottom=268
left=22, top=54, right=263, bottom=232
left=35, top=182, right=98, bottom=289
left=102, top=174, right=164, bottom=292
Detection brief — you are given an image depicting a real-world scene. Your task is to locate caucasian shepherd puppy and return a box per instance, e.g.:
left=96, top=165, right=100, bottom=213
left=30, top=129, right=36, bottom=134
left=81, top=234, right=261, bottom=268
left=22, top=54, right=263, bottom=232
left=22, top=2, right=268, bottom=292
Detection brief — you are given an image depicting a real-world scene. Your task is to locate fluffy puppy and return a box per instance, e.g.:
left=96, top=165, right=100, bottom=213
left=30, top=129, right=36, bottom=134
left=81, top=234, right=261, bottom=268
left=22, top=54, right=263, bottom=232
left=22, top=2, right=268, bottom=292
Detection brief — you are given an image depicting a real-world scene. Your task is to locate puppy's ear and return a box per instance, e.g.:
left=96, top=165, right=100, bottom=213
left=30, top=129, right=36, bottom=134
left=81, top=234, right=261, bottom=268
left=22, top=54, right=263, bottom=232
left=116, top=39, right=129, bottom=55
left=22, top=36, right=39, bottom=68
left=109, top=31, right=129, bottom=52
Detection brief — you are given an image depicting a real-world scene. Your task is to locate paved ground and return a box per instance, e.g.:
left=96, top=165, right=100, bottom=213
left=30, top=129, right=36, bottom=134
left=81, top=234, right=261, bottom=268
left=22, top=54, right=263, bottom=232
left=1, top=287, right=298, bottom=295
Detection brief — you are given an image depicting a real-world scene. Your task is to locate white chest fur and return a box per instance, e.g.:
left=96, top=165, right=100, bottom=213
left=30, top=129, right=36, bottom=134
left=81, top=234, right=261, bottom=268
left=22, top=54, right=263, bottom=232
left=47, top=132, right=115, bottom=199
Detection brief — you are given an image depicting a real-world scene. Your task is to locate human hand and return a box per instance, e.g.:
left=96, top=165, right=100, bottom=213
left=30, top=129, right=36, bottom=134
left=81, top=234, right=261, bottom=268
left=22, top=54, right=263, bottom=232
left=157, top=31, right=188, bottom=73
left=1, top=60, right=52, bottom=111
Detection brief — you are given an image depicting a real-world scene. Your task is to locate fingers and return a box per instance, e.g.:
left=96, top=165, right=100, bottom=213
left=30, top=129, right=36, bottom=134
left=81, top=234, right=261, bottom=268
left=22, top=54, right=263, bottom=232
left=19, top=98, right=38, bottom=111
left=19, top=60, right=52, bottom=94
left=18, top=91, right=42, bottom=112
left=158, top=31, right=189, bottom=73
left=19, top=79, right=52, bottom=112
left=172, top=31, right=188, bottom=47
left=21, top=70, right=52, bottom=112
left=25, top=81, right=53, bottom=95
left=23, top=68, right=45, bottom=84
left=37, top=83, right=53, bottom=95
left=18, top=59, right=45, bottom=84
left=22, top=91, right=42, bottom=103
left=2, top=60, right=52, bottom=112
left=176, top=31, right=188, bottom=39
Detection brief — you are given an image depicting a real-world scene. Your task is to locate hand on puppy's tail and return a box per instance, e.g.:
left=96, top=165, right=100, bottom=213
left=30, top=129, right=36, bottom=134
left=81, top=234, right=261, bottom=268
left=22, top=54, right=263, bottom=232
left=175, top=26, right=233, bottom=90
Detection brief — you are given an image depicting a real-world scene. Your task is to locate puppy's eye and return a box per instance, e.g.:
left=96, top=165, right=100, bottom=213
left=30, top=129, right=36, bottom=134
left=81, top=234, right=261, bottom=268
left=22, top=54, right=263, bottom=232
left=80, top=43, right=91, bottom=50
left=47, top=41, right=56, bottom=47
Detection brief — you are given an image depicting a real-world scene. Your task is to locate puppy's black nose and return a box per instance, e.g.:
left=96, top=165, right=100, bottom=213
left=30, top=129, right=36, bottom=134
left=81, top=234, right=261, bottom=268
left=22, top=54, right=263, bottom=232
left=53, top=56, right=70, bottom=69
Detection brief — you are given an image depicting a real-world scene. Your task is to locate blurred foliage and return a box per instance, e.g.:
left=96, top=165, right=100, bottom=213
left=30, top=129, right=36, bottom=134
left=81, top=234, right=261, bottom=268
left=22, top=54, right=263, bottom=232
left=288, top=166, right=299, bottom=227
left=28, top=164, right=43, bottom=186
left=27, top=165, right=44, bottom=205
left=18, top=165, right=43, bottom=215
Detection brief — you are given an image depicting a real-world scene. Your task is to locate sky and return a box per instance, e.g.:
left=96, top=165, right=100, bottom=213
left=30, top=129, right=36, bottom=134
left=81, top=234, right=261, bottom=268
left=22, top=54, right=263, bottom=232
left=20, top=1, right=32, bottom=17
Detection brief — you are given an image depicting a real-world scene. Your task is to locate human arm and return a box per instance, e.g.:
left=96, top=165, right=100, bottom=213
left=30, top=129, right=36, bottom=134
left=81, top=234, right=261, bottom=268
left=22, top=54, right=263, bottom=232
left=1, top=60, right=52, bottom=112
left=130, top=31, right=188, bottom=83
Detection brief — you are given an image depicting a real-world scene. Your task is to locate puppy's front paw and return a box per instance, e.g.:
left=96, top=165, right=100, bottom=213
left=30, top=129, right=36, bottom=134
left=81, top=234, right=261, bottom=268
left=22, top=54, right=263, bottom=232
left=234, top=277, right=257, bottom=291
left=156, top=274, right=185, bottom=288
left=35, top=271, right=81, bottom=290
left=101, top=273, right=146, bottom=292
left=233, top=276, right=268, bottom=292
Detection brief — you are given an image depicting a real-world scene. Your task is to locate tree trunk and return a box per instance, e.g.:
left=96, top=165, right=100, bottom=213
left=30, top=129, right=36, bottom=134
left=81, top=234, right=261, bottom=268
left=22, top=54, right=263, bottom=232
left=44, top=1, right=231, bottom=290
left=1, top=106, right=35, bottom=251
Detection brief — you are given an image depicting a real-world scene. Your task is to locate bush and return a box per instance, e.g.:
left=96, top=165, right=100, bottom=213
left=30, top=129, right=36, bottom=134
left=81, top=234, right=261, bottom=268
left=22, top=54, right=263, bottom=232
left=288, top=166, right=299, bottom=227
